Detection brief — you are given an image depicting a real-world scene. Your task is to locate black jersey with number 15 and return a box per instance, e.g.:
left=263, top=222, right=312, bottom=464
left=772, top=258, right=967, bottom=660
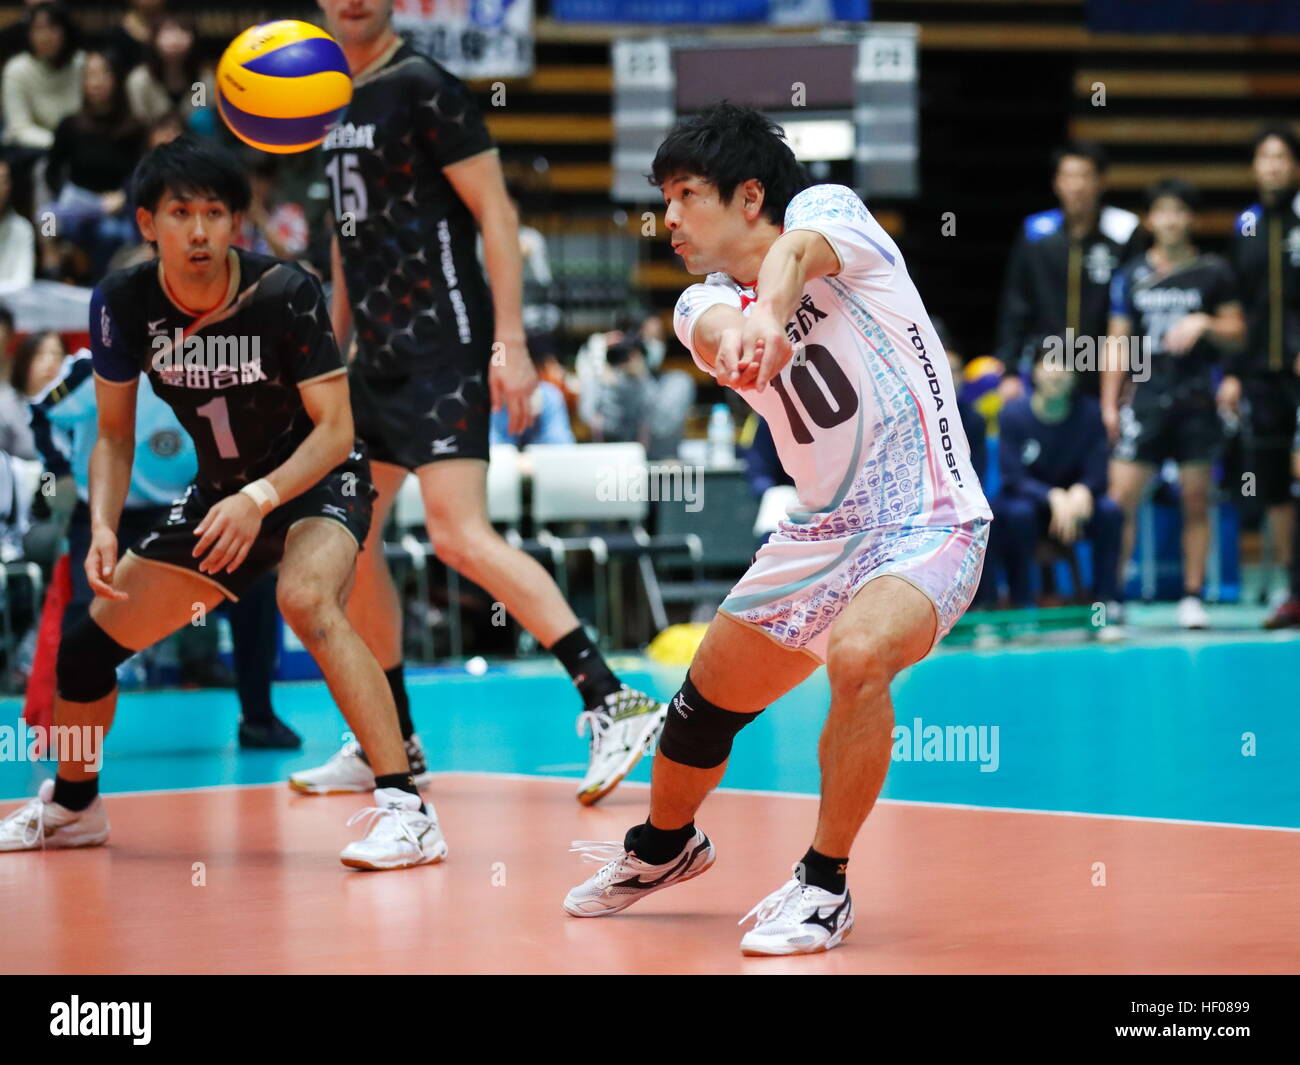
left=90, top=248, right=350, bottom=498
left=322, top=40, right=496, bottom=378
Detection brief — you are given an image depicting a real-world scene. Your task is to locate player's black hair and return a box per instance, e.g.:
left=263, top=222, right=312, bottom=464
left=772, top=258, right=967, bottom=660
left=1051, top=140, right=1109, bottom=176
left=650, top=102, right=810, bottom=226
left=131, top=134, right=251, bottom=215
left=1251, top=122, right=1300, bottom=164
left=25, top=2, right=79, bottom=70
left=0, top=302, right=14, bottom=336
left=1144, top=177, right=1200, bottom=212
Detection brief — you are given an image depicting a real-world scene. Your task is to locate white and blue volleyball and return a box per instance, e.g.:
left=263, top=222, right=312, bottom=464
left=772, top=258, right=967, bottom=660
left=216, top=21, right=352, bottom=154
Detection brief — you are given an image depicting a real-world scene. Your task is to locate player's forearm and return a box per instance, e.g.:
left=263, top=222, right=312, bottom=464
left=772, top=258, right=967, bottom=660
left=692, top=305, right=746, bottom=370
left=480, top=203, right=526, bottom=340
left=259, top=414, right=354, bottom=508
left=88, top=436, right=134, bottom=536
left=753, top=236, right=811, bottom=325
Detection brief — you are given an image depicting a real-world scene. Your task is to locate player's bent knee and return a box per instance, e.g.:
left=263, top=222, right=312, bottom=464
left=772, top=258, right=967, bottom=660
left=56, top=617, right=134, bottom=702
left=657, top=673, right=762, bottom=770
left=276, top=586, right=333, bottom=629
left=826, top=629, right=896, bottom=689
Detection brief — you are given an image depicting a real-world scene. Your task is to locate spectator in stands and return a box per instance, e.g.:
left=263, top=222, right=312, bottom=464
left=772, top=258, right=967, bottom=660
left=995, top=142, right=1141, bottom=402
left=1227, top=125, right=1300, bottom=629
left=0, top=0, right=45, bottom=71
left=100, top=0, right=167, bottom=75
left=591, top=337, right=654, bottom=447
left=125, top=14, right=212, bottom=134
left=0, top=443, right=32, bottom=566
left=0, top=2, right=83, bottom=150
left=234, top=153, right=308, bottom=262
left=0, top=156, right=35, bottom=291
left=0, top=303, right=35, bottom=459
left=576, top=311, right=694, bottom=459
left=988, top=339, right=1121, bottom=614
left=41, top=49, right=144, bottom=282
left=1104, top=179, right=1244, bottom=631
left=10, top=327, right=64, bottom=399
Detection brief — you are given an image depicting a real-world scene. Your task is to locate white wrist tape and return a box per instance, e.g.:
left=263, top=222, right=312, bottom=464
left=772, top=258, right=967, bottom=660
left=240, top=478, right=279, bottom=516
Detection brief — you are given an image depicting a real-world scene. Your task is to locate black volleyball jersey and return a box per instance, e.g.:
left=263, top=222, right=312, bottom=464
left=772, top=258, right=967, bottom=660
left=322, top=37, right=496, bottom=378
left=1110, top=251, right=1238, bottom=402
left=90, top=248, right=348, bottom=497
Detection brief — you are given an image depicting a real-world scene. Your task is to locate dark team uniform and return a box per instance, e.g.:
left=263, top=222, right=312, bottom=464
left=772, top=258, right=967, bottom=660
left=996, top=205, right=1143, bottom=397
left=1109, top=251, right=1237, bottom=465
left=322, top=37, right=496, bottom=468
left=1228, top=191, right=1300, bottom=506
left=89, top=247, right=377, bottom=601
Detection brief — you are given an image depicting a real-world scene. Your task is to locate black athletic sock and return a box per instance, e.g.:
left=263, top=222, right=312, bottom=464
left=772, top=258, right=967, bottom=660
left=797, top=847, right=849, bottom=895
left=373, top=772, right=420, bottom=799
left=384, top=665, right=415, bottom=741
left=52, top=776, right=99, bottom=813
left=549, top=626, right=621, bottom=710
left=624, top=820, right=696, bottom=866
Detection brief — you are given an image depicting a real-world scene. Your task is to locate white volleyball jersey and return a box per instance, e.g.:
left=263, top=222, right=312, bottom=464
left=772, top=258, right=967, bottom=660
left=674, top=184, right=992, bottom=532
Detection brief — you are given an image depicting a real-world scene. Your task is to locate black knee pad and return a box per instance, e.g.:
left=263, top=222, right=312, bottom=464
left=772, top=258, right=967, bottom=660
left=57, top=617, right=134, bottom=703
left=657, top=673, right=762, bottom=769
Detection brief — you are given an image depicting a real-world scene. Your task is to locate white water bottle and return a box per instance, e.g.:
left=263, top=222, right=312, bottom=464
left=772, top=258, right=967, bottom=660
left=707, top=403, right=735, bottom=467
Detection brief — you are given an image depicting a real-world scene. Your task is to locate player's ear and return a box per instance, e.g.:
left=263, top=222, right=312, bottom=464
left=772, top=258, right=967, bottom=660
left=135, top=206, right=156, bottom=243
left=741, top=179, right=766, bottom=222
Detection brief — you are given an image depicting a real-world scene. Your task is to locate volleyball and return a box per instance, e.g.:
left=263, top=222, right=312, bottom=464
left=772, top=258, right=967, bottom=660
left=216, top=20, right=352, bottom=154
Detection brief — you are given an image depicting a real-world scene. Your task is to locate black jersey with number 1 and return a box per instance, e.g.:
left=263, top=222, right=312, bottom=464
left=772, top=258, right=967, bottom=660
left=90, top=247, right=351, bottom=498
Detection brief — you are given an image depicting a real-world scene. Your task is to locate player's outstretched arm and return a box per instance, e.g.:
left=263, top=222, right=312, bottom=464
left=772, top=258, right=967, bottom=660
left=86, top=375, right=139, bottom=600
left=746, top=229, right=841, bottom=391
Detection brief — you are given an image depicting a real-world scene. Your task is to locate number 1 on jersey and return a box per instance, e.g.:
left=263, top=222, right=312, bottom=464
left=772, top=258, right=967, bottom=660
left=196, top=395, right=240, bottom=460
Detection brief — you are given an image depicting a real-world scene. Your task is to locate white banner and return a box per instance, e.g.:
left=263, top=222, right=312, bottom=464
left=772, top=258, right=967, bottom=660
left=392, top=0, right=534, bottom=79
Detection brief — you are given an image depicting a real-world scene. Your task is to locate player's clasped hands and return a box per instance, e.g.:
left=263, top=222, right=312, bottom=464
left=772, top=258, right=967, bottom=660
left=716, top=308, right=793, bottom=392
left=192, top=493, right=263, bottom=575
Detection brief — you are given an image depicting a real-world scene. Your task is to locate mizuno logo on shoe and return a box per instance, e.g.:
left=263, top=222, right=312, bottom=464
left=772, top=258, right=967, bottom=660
left=802, top=896, right=850, bottom=935
left=615, top=839, right=708, bottom=890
